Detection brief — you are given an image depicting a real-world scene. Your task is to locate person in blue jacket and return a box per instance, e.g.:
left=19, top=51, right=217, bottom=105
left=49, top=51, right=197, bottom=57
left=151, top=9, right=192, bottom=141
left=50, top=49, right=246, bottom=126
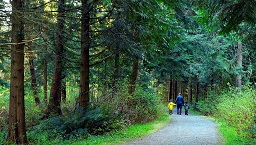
left=176, top=93, right=184, bottom=115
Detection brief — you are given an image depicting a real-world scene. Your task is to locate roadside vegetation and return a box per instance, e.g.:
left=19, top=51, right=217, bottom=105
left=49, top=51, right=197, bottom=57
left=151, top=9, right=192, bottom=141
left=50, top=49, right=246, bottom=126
left=196, top=86, right=256, bottom=145
left=0, top=84, right=170, bottom=145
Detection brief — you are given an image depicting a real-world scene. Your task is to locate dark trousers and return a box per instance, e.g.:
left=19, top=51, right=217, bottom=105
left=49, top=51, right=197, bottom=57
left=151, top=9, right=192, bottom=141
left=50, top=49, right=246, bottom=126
left=185, top=109, right=188, bottom=115
left=177, top=104, right=182, bottom=115
left=169, top=110, right=173, bottom=115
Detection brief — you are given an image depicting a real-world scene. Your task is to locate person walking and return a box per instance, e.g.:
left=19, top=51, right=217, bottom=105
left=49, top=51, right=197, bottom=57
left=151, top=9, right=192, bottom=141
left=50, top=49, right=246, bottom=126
left=184, top=102, right=190, bottom=115
left=176, top=93, right=184, bottom=115
left=167, top=99, right=176, bottom=115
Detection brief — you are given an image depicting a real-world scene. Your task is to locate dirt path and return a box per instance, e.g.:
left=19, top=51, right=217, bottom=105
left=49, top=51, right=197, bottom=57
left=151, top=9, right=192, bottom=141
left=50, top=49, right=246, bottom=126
left=122, top=110, right=222, bottom=145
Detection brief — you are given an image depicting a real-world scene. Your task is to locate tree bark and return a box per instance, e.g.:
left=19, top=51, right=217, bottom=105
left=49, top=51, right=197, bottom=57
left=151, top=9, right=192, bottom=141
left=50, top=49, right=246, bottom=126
left=236, top=41, right=242, bottom=88
left=43, top=54, right=48, bottom=104
left=45, top=0, right=65, bottom=117
left=8, top=0, right=27, bottom=143
left=174, top=80, right=178, bottom=99
left=79, top=0, right=90, bottom=109
left=172, top=80, right=175, bottom=101
left=194, top=77, right=199, bottom=108
left=188, top=78, right=192, bottom=104
left=168, top=79, right=172, bottom=101
left=112, top=44, right=120, bottom=91
left=128, top=57, right=139, bottom=94
left=62, top=80, right=66, bottom=103
left=28, top=42, right=40, bottom=105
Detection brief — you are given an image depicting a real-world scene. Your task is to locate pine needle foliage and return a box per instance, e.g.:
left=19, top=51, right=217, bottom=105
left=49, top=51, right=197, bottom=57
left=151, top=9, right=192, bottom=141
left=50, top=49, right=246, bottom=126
left=193, top=0, right=256, bottom=33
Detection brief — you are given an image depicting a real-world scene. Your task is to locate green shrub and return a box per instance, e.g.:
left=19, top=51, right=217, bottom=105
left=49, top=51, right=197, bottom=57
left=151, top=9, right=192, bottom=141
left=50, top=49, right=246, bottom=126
left=97, top=84, right=161, bottom=125
left=196, top=92, right=220, bottom=116
left=0, top=86, right=9, bottom=112
left=0, top=86, right=9, bottom=144
left=131, top=87, right=161, bottom=123
left=215, top=87, right=256, bottom=138
left=27, top=106, right=123, bottom=143
left=0, top=128, right=6, bottom=144
left=0, top=79, right=9, bottom=88
left=217, top=118, right=255, bottom=145
left=198, top=86, right=256, bottom=144
left=246, top=123, right=256, bottom=144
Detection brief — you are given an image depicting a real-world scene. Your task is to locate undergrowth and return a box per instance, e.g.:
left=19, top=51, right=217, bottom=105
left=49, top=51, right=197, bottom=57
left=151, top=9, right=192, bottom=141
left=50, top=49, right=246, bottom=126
left=27, top=106, right=123, bottom=144
left=0, top=84, right=165, bottom=144
left=196, top=86, right=256, bottom=144
left=68, top=108, right=170, bottom=145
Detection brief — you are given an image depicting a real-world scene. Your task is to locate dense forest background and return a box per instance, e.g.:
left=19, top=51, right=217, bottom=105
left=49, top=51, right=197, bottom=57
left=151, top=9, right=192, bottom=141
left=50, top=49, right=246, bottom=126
left=0, top=0, right=255, bottom=144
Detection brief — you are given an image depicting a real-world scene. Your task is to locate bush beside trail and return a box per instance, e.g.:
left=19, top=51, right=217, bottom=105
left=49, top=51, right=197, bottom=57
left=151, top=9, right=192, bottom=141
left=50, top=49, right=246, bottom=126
left=196, top=86, right=256, bottom=144
left=0, top=85, right=164, bottom=144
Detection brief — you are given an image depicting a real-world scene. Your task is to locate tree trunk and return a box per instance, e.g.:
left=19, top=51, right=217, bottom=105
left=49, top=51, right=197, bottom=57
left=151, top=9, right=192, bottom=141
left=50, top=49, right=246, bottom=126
left=28, top=42, right=40, bottom=105
left=8, top=0, right=27, bottom=143
left=194, top=77, right=199, bottom=108
left=128, top=57, right=139, bottom=94
left=43, top=54, right=48, bottom=104
left=79, top=0, right=90, bottom=109
left=164, top=81, right=169, bottom=101
left=45, top=0, right=65, bottom=117
left=112, top=44, right=120, bottom=91
left=236, top=41, right=242, bottom=88
left=38, top=0, right=47, bottom=105
left=62, top=79, right=66, bottom=103
left=172, top=80, right=175, bottom=101
left=174, top=80, right=178, bottom=99
left=168, top=79, right=172, bottom=101
left=188, top=78, right=192, bottom=104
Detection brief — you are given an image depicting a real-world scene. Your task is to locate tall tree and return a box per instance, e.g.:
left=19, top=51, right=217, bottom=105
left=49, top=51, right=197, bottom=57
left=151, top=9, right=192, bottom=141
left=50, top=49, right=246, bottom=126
left=128, top=56, right=139, bottom=94
left=27, top=41, right=40, bottom=105
left=25, top=0, right=41, bottom=105
left=8, top=0, right=27, bottom=143
left=236, top=41, right=242, bottom=88
left=79, top=0, right=91, bottom=109
left=45, top=0, right=66, bottom=116
left=43, top=47, right=48, bottom=104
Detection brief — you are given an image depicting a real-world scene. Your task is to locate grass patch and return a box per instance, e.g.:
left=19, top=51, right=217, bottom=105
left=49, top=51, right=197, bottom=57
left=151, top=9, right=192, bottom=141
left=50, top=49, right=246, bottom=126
left=67, top=112, right=171, bottom=145
left=216, top=118, right=255, bottom=145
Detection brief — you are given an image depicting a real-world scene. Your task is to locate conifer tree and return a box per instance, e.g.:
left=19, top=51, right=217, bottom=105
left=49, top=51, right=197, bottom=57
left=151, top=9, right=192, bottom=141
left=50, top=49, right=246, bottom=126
left=8, top=0, right=27, bottom=143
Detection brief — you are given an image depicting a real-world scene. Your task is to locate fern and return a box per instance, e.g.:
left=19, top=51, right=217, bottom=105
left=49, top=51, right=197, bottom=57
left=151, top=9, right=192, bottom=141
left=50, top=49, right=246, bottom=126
left=28, top=106, right=122, bottom=141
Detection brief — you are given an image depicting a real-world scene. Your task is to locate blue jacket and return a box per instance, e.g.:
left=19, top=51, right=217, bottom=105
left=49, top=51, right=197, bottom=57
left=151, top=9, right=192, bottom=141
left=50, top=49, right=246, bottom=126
left=184, top=104, right=189, bottom=110
left=176, top=95, right=184, bottom=105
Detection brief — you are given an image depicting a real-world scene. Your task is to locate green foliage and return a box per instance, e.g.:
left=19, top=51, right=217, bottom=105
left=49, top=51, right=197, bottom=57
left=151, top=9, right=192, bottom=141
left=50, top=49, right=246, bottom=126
left=0, top=87, right=8, bottom=144
left=96, top=82, right=162, bottom=124
left=0, top=131, right=5, bottom=145
left=246, top=123, right=256, bottom=143
left=0, top=86, right=8, bottom=130
left=217, top=118, right=256, bottom=145
left=69, top=107, right=170, bottom=145
left=215, top=87, right=255, bottom=137
left=27, top=106, right=122, bottom=143
left=197, top=86, right=256, bottom=144
left=0, top=79, right=9, bottom=88
left=193, top=0, right=256, bottom=33
left=131, top=87, right=161, bottom=123
left=196, top=92, right=220, bottom=116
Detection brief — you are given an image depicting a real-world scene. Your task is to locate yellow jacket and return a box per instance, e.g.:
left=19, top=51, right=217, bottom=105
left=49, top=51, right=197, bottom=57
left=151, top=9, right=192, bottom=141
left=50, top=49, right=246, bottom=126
left=168, top=102, right=176, bottom=110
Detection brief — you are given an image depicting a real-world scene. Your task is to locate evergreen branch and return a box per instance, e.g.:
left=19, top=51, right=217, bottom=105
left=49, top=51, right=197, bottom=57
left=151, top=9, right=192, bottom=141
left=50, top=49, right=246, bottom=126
left=90, top=53, right=113, bottom=66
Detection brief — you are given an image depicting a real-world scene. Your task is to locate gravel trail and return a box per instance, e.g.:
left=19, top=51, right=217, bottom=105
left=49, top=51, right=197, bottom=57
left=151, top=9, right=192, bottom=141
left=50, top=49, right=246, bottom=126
left=122, top=111, right=222, bottom=145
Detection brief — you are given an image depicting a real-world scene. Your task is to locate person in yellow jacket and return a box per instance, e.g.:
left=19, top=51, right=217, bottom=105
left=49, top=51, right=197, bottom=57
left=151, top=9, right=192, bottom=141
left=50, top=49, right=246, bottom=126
left=167, top=99, right=176, bottom=115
